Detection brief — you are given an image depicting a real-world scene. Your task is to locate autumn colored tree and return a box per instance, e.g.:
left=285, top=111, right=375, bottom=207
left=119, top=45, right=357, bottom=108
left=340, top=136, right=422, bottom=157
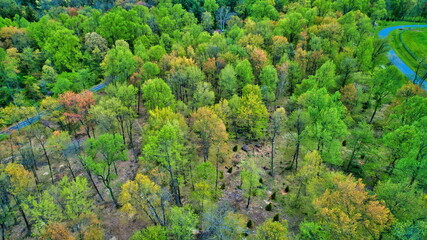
left=58, top=90, right=96, bottom=139
left=191, top=107, right=228, bottom=162
left=256, top=219, right=289, bottom=240
left=119, top=174, right=168, bottom=226
left=307, top=172, right=394, bottom=239
left=2, top=163, right=35, bottom=233
left=234, top=84, right=269, bottom=139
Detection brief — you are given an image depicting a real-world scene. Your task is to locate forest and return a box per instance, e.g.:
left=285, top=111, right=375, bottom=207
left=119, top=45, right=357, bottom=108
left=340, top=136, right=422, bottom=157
left=0, top=0, right=426, bottom=239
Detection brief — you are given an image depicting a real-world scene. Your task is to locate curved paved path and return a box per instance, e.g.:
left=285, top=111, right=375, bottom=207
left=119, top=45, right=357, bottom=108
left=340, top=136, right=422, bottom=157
left=378, top=25, right=427, bottom=90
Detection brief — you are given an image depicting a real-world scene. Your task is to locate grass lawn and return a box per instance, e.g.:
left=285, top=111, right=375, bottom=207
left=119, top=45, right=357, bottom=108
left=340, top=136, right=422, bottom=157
left=401, top=28, right=427, bottom=60
left=389, top=27, right=427, bottom=78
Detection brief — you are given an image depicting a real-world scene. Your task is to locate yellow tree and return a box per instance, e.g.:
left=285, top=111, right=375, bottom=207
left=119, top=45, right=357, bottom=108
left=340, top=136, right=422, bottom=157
left=311, top=173, right=394, bottom=239
left=119, top=174, right=168, bottom=226
left=191, top=107, right=228, bottom=162
left=4, top=163, right=36, bottom=233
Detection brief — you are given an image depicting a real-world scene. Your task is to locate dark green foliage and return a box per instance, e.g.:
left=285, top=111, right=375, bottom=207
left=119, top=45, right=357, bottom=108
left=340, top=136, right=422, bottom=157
left=247, top=219, right=253, bottom=228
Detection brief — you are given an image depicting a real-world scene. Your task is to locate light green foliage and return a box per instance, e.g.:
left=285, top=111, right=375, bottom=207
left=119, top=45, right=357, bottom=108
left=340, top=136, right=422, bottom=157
left=234, top=84, right=269, bottom=139
left=240, top=158, right=261, bottom=208
left=191, top=162, right=217, bottom=209
left=130, top=225, right=168, bottom=240
left=101, top=40, right=137, bottom=83
left=143, top=122, right=185, bottom=206
left=203, top=0, right=219, bottom=15
left=42, top=27, right=82, bottom=72
left=97, top=7, right=150, bottom=45
left=23, top=176, right=93, bottom=234
left=383, top=119, right=427, bottom=186
left=219, top=64, right=237, bottom=99
left=235, top=59, right=254, bottom=92
left=375, top=180, right=426, bottom=222
left=191, top=82, right=215, bottom=108
left=84, top=133, right=128, bottom=204
left=249, top=0, right=279, bottom=21
left=168, top=205, right=198, bottom=240
left=368, top=66, right=404, bottom=123
left=256, top=219, right=289, bottom=240
left=141, top=62, right=160, bottom=80
left=296, top=61, right=337, bottom=95
left=259, top=65, right=279, bottom=103
left=148, top=45, right=167, bottom=61
left=142, top=78, right=175, bottom=110
left=298, top=87, right=347, bottom=165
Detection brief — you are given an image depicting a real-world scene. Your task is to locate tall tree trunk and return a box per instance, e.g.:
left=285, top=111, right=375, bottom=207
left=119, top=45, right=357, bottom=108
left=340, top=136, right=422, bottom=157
left=14, top=197, right=30, bottom=234
left=41, top=143, right=54, bottom=184
left=369, top=101, right=380, bottom=124
left=246, top=182, right=252, bottom=209
left=88, top=171, right=104, bottom=201
left=270, top=131, right=276, bottom=176
left=64, top=155, right=76, bottom=181
left=105, top=180, right=118, bottom=207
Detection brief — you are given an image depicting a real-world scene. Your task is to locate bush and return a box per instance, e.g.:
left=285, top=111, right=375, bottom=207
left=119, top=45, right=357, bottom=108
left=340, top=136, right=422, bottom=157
left=265, top=203, right=272, bottom=211
left=270, top=191, right=276, bottom=200
left=273, top=214, right=279, bottom=222
left=247, top=219, right=253, bottom=228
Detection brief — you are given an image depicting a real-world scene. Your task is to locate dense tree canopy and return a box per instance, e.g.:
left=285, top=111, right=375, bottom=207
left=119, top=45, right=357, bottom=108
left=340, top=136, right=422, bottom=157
left=0, top=0, right=426, bottom=239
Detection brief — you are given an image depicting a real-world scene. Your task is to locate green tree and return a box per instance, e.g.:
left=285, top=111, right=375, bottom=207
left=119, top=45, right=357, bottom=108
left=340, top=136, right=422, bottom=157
left=168, top=206, right=198, bottom=240
left=147, top=45, right=166, bottom=62
left=142, top=78, right=175, bottom=110
left=101, top=40, right=137, bottom=83
left=255, top=219, right=289, bottom=240
left=269, top=107, right=287, bottom=176
left=240, top=158, right=261, bottom=209
left=234, top=84, right=269, bottom=139
left=84, top=133, right=128, bottom=206
left=259, top=65, right=279, bottom=103
left=298, top=87, right=348, bottom=165
left=345, top=122, right=374, bottom=171
left=143, top=123, right=185, bottom=206
left=191, top=107, right=228, bottom=162
left=368, top=66, right=404, bottom=123
left=191, top=82, right=215, bottom=108
left=235, top=59, right=254, bottom=93
left=42, top=27, right=82, bottom=72
left=219, top=64, right=237, bottom=99
left=130, top=225, right=167, bottom=240
left=119, top=174, right=168, bottom=226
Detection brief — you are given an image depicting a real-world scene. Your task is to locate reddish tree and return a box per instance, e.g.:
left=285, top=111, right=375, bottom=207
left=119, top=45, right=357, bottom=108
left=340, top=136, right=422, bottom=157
left=58, top=91, right=96, bottom=138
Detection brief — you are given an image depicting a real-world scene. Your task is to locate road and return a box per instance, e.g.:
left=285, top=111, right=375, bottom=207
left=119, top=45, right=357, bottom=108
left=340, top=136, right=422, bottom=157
left=378, top=25, right=427, bottom=90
